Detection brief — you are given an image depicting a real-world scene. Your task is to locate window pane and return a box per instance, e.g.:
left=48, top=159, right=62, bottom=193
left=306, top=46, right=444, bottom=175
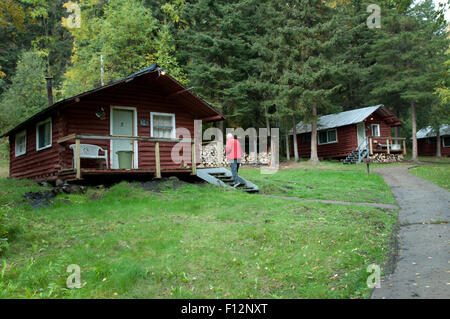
left=372, top=125, right=379, bottom=136
left=318, top=132, right=327, bottom=144
left=152, top=114, right=174, bottom=138
left=328, top=130, right=337, bottom=142
left=38, top=122, right=51, bottom=148
left=444, top=137, right=450, bottom=147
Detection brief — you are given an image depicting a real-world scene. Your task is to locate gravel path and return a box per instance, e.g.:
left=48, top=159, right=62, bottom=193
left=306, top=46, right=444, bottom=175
left=371, top=166, right=450, bottom=299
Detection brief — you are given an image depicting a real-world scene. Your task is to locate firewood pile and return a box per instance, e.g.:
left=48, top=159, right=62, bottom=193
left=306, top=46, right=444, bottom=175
left=197, top=142, right=271, bottom=167
left=369, top=153, right=404, bottom=163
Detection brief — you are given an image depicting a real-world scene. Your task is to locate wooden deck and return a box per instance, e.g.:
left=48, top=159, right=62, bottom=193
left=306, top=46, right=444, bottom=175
left=58, top=133, right=197, bottom=181
left=58, top=167, right=195, bottom=182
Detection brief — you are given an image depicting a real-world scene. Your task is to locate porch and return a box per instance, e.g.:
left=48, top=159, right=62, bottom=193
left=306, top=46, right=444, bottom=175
left=57, top=133, right=198, bottom=181
left=368, top=136, right=407, bottom=155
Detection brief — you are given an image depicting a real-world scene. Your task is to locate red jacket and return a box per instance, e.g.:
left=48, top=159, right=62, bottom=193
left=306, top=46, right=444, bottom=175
left=225, top=138, right=242, bottom=160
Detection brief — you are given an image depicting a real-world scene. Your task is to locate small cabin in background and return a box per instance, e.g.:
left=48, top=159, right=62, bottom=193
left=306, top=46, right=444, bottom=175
left=416, top=124, right=450, bottom=157
left=1, top=64, right=225, bottom=182
left=289, top=105, right=404, bottom=164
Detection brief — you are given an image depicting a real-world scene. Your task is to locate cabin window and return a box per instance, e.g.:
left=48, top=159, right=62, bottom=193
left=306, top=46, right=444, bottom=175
left=150, top=112, right=176, bottom=138
left=443, top=137, right=450, bottom=148
left=36, top=118, right=52, bottom=151
left=318, top=129, right=337, bottom=145
left=303, top=133, right=311, bottom=143
left=427, top=137, right=436, bottom=144
left=15, top=130, right=27, bottom=157
left=371, top=124, right=380, bottom=136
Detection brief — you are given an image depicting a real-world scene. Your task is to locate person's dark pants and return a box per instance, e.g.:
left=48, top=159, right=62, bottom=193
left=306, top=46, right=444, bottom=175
left=230, top=159, right=242, bottom=185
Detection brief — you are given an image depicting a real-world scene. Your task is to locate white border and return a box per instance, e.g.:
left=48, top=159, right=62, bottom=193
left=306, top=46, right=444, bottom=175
left=318, top=128, right=338, bottom=145
left=150, top=112, right=176, bottom=139
left=36, top=118, right=52, bottom=151
left=110, top=106, right=139, bottom=169
left=15, top=129, right=27, bottom=157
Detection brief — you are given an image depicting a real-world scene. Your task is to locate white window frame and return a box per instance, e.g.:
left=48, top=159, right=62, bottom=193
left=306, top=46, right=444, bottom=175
left=36, top=118, right=52, bottom=151
left=150, top=112, right=176, bottom=139
left=318, top=129, right=338, bottom=145
left=371, top=124, right=380, bottom=137
left=15, top=129, right=27, bottom=157
left=443, top=136, right=450, bottom=148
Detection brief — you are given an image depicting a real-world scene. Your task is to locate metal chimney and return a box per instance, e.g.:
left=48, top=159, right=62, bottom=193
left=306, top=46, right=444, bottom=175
left=45, top=76, right=54, bottom=106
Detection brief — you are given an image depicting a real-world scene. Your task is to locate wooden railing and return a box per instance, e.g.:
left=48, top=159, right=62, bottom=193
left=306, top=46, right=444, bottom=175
left=58, top=133, right=197, bottom=180
left=368, top=136, right=406, bottom=156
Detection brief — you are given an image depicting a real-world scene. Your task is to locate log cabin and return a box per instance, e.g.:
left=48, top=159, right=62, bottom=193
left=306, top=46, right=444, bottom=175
left=416, top=124, right=450, bottom=157
left=289, top=105, right=404, bottom=163
left=1, top=64, right=225, bottom=183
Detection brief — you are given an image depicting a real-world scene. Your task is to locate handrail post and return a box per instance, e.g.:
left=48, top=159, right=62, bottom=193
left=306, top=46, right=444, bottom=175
left=155, top=142, right=161, bottom=179
left=369, top=137, right=373, bottom=155
left=191, top=141, right=197, bottom=175
left=386, top=137, right=390, bottom=155
left=75, top=138, right=81, bottom=179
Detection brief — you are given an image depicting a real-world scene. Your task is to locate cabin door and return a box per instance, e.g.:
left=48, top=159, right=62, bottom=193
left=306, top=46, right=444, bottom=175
left=357, top=123, right=366, bottom=148
left=111, top=107, right=138, bottom=169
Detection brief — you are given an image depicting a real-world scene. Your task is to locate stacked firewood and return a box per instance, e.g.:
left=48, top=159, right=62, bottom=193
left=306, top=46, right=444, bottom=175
left=197, top=142, right=271, bottom=167
left=369, top=153, right=404, bottom=163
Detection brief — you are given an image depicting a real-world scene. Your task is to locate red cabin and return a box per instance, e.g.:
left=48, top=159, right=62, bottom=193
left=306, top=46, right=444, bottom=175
left=290, top=105, right=404, bottom=162
left=1, top=64, right=225, bottom=182
left=416, top=124, right=450, bottom=157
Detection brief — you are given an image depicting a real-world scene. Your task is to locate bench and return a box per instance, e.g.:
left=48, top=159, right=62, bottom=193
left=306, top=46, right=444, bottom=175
left=69, top=144, right=109, bottom=169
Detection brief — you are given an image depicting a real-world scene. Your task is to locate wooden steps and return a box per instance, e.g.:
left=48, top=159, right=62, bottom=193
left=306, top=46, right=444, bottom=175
left=196, top=168, right=259, bottom=193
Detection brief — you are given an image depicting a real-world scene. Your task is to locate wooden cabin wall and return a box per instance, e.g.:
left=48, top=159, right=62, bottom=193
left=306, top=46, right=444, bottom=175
left=364, top=111, right=392, bottom=139
left=60, top=81, right=196, bottom=171
left=418, top=137, right=450, bottom=156
left=294, top=124, right=358, bottom=159
left=9, top=116, right=62, bottom=181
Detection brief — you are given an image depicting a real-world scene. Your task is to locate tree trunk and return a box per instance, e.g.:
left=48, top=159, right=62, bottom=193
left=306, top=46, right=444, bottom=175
left=411, top=101, right=418, bottom=162
left=292, top=113, right=299, bottom=162
left=285, top=124, right=290, bottom=161
left=436, top=126, right=441, bottom=157
left=310, top=103, right=319, bottom=163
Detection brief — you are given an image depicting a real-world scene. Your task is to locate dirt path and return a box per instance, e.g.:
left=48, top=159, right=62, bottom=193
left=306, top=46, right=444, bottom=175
left=371, top=166, right=450, bottom=299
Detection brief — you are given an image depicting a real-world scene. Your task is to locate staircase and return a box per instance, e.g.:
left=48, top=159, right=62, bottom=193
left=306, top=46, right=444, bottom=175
left=343, top=139, right=369, bottom=164
left=196, top=168, right=259, bottom=193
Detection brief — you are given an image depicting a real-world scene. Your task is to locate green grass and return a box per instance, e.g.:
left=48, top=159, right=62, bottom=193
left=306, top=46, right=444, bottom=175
left=409, top=164, right=450, bottom=191
left=0, top=154, right=8, bottom=179
left=240, top=165, right=397, bottom=204
left=0, top=177, right=397, bottom=299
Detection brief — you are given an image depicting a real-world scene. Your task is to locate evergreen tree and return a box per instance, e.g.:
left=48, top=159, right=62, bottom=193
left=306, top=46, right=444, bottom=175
left=177, top=0, right=263, bottom=132
left=369, top=1, right=447, bottom=161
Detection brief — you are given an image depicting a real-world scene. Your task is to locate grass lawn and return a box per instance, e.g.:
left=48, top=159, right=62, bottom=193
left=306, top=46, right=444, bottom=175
left=0, top=175, right=397, bottom=299
left=240, top=163, right=397, bottom=204
left=409, top=164, right=450, bottom=191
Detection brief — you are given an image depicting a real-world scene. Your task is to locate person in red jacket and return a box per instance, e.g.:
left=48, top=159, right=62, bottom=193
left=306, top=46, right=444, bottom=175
left=225, top=133, right=243, bottom=187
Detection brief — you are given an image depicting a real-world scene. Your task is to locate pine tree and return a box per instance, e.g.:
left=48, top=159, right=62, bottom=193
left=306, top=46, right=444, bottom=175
left=369, top=1, right=448, bottom=161
left=266, top=0, right=344, bottom=163
left=177, top=0, right=263, bottom=132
